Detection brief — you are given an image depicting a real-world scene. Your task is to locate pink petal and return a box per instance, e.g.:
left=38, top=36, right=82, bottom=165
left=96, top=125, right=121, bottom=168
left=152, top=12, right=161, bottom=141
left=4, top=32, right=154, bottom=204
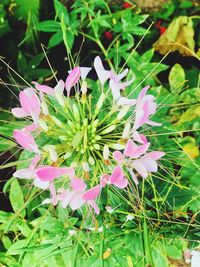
left=22, top=124, right=37, bottom=133
left=114, top=177, right=128, bottom=189
left=82, top=185, right=101, bottom=200
left=49, top=182, right=58, bottom=205
left=33, top=82, right=55, bottom=96
left=132, top=130, right=147, bottom=144
left=133, top=109, right=146, bottom=130
left=141, top=158, right=158, bottom=172
left=145, top=151, right=165, bottom=160
left=19, top=89, right=40, bottom=124
left=113, top=151, right=124, bottom=163
left=128, top=169, right=139, bottom=185
left=124, top=141, right=150, bottom=158
left=71, top=177, right=87, bottom=191
left=94, top=56, right=110, bottom=85
left=132, top=160, right=148, bottom=179
left=36, top=166, right=73, bottom=181
left=59, top=190, right=74, bottom=208
left=70, top=191, right=85, bottom=210
left=100, top=174, right=110, bottom=187
left=124, top=139, right=136, bottom=157
left=65, top=66, right=81, bottom=95
left=19, top=89, right=40, bottom=114
left=14, top=129, right=39, bottom=154
left=11, top=108, right=29, bottom=118
left=110, top=166, right=123, bottom=184
left=88, top=200, right=100, bottom=214
left=138, top=85, right=150, bottom=102
left=30, top=155, right=40, bottom=170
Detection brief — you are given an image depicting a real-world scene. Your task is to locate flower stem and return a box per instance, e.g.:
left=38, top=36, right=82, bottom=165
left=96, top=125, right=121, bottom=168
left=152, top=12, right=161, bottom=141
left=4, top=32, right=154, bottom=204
left=142, top=179, right=155, bottom=267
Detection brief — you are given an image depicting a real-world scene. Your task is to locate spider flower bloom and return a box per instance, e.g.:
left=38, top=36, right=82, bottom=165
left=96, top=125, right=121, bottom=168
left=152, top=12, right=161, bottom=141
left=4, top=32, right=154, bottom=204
left=11, top=57, right=165, bottom=215
left=12, top=88, right=40, bottom=125
left=133, top=86, right=162, bottom=130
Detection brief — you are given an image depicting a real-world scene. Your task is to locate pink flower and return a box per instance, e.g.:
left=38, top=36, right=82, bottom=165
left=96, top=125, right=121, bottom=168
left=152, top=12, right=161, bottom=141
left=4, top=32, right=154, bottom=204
left=36, top=166, right=75, bottom=182
left=12, top=88, right=40, bottom=125
left=113, top=139, right=150, bottom=162
left=82, top=185, right=101, bottom=214
left=132, top=151, right=165, bottom=179
left=14, top=129, right=39, bottom=154
left=13, top=155, right=49, bottom=189
left=65, top=67, right=91, bottom=96
left=100, top=166, right=128, bottom=189
left=58, top=179, right=101, bottom=214
left=65, top=67, right=81, bottom=96
left=133, top=86, right=162, bottom=130
left=33, top=80, right=65, bottom=97
left=94, top=56, right=135, bottom=106
left=113, top=139, right=165, bottom=182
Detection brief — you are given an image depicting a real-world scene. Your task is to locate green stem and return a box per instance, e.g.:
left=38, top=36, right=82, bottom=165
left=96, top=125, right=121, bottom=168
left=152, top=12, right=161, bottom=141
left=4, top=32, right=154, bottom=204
left=100, top=227, right=105, bottom=267
left=142, top=180, right=155, bottom=267
left=143, top=217, right=155, bottom=267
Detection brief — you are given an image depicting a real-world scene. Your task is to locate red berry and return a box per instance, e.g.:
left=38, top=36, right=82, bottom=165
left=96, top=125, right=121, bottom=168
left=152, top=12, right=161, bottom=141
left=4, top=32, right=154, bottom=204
left=159, top=26, right=166, bottom=35
left=104, top=31, right=113, bottom=41
left=122, top=2, right=132, bottom=9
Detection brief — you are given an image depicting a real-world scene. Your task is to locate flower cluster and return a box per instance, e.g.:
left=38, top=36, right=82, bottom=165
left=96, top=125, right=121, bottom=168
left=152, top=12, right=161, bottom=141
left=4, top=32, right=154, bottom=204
left=12, top=57, right=165, bottom=215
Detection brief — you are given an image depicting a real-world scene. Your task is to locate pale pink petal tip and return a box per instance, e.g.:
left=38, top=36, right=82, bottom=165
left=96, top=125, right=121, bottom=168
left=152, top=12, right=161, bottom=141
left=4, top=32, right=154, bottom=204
left=66, top=66, right=81, bottom=95
left=36, top=166, right=74, bottom=182
left=71, top=177, right=87, bottom=191
left=82, top=185, right=101, bottom=200
left=113, top=151, right=124, bottom=163
left=32, top=82, right=55, bottom=96
left=14, top=129, right=39, bottom=154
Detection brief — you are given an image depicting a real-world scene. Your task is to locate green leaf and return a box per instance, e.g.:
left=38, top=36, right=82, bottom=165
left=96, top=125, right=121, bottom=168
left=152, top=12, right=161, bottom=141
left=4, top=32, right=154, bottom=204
left=169, top=63, right=185, bottom=91
left=7, top=239, right=27, bottom=255
left=48, top=30, right=63, bottom=48
left=166, top=245, right=182, bottom=259
left=36, top=20, right=61, bottom=32
left=54, top=0, right=69, bottom=24
left=65, top=30, right=75, bottom=50
left=17, top=51, right=27, bottom=74
left=0, top=138, right=15, bottom=152
left=141, top=49, right=154, bottom=62
left=9, top=179, right=26, bottom=218
left=28, top=53, right=45, bottom=70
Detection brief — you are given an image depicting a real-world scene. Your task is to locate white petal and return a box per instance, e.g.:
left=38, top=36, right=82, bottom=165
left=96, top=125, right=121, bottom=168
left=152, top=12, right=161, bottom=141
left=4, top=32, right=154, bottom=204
left=12, top=108, right=29, bottom=118
left=34, top=177, right=49, bottom=189
left=118, top=97, right=136, bottom=106
left=116, top=69, right=129, bottom=81
left=94, top=56, right=110, bottom=85
left=109, top=80, right=120, bottom=100
left=80, top=67, right=92, bottom=80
